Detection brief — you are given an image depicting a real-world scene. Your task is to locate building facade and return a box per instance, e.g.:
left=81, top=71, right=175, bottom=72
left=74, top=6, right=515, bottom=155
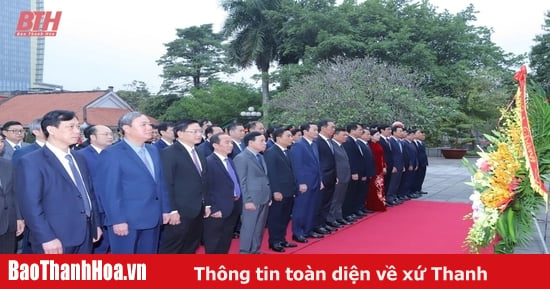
left=0, top=0, right=61, bottom=92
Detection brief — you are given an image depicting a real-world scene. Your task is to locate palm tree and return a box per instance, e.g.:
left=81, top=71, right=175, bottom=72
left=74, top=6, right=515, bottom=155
left=222, top=0, right=281, bottom=119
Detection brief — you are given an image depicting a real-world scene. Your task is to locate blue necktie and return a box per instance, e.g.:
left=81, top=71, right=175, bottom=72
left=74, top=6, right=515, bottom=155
left=65, top=154, right=91, bottom=216
left=14, top=144, right=21, bottom=150
left=138, top=148, right=155, bottom=178
left=224, top=158, right=241, bottom=198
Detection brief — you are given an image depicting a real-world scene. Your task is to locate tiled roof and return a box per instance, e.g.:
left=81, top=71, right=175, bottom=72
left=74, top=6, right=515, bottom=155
left=0, top=91, right=132, bottom=127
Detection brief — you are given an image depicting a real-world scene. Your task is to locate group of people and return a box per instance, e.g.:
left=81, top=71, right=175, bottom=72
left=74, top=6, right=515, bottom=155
left=0, top=111, right=428, bottom=254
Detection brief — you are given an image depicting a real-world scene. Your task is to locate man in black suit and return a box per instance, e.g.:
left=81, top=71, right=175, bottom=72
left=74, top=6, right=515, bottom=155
left=377, top=125, right=393, bottom=197
left=0, top=134, right=24, bottom=253
left=203, top=133, right=242, bottom=254
left=341, top=123, right=366, bottom=222
left=264, top=128, right=298, bottom=252
left=386, top=126, right=405, bottom=206
left=313, top=120, right=338, bottom=234
left=228, top=123, right=245, bottom=159
left=159, top=120, right=210, bottom=254
left=413, top=129, right=429, bottom=195
left=196, top=125, right=223, bottom=157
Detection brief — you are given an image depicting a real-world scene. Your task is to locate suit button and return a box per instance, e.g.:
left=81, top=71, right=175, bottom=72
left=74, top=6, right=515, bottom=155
left=155, top=197, right=159, bottom=200
left=78, top=195, right=82, bottom=198
left=80, top=210, right=85, bottom=214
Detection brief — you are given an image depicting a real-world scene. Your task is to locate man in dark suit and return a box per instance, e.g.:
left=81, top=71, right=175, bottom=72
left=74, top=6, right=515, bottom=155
left=12, top=118, right=46, bottom=168
left=341, top=123, right=367, bottom=222
left=203, top=133, right=242, bottom=253
left=0, top=135, right=24, bottom=253
left=77, top=124, right=114, bottom=253
left=159, top=120, right=210, bottom=254
left=196, top=125, right=223, bottom=157
left=1, top=121, right=29, bottom=160
left=153, top=122, right=174, bottom=151
left=314, top=120, right=338, bottom=235
left=234, top=131, right=271, bottom=254
left=386, top=126, right=405, bottom=206
left=11, top=118, right=44, bottom=254
left=95, top=112, right=170, bottom=253
left=357, top=128, right=377, bottom=213
left=290, top=123, right=324, bottom=242
left=228, top=123, right=245, bottom=159
left=264, top=128, right=298, bottom=252
left=377, top=125, right=393, bottom=196
left=414, top=129, right=429, bottom=195
left=400, top=129, right=420, bottom=200
left=16, top=110, right=102, bottom=254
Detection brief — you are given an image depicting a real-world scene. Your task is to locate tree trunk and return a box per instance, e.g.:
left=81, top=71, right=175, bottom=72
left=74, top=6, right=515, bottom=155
left=261, top=70, right=270, bottom=119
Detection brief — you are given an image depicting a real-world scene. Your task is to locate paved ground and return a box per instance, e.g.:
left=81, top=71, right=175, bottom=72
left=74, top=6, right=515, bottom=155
left=420, top=156, right=550, bottom=254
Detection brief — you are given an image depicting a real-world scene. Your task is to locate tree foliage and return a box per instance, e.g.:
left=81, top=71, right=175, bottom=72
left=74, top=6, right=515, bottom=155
left=157, top=24, right=228, bottom=93
left=116, top=80, right=153, bottom=111
left=269, top=57, right=456, bottom=138
left=162, top=81, right=261, bottom=125
left=529, top=10, right=550, bottom=96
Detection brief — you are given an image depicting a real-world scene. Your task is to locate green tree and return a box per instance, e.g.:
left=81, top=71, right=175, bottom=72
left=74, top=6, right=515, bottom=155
left=141, top=94, right=179, bottom=120
left=116, top=80, right=152, bottom=111
left=222, top=0, right=283, bottom=119
left=529, top=10, right=550, bottom=96
left=157, top=24, right=228, bottom=94
left=162, top=81, right=261, bottom=125
left=269, top=57, right=456, bottom=135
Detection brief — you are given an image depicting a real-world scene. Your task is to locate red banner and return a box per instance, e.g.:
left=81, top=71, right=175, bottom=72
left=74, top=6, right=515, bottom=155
left=514, top=65, right=548, bottom=203
left=1, top=254, right=548, bottom=289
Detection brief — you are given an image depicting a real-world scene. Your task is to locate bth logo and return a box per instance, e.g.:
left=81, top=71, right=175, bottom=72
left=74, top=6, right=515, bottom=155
left=15, top=11, right=62, bottom=37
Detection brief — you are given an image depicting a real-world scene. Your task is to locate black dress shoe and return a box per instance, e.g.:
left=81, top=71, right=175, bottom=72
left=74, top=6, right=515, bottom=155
left=269, top=243, right=286, bottom=253
left=323, top=225, right=337, bottom=232
left=419, top=191, right=428, bottom=194
left=308, top=232, right=324, bottom=238
left=292, top=235, right=308, bottom=243
left=313, top=227, right=330, bottom=234
left=336, top=219, right=351, bottom=225
left=344, top=216, right=357, bottom=222
left=355, top=210, right=367, bottom=216
left=281, top=241, right=298, bottom=248
left=326, top=221, right=344, bottom=228
left=233, top=232, right=240, bottom=239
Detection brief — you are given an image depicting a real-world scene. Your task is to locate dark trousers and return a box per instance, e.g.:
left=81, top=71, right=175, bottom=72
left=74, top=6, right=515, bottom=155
left=342, top=179, right=360, bottom=217
left=159, top=214, right=203, bottom=254
left=267, top=195, right=294, bottom=245
left=203, top=203, right=241, bottom=254
left=355, top=178, right=369, bottom=212
left=386, top=170, right=403, bottom=202
left=414, top=165, right=427, bottom=192
left=0, top=231, right=17, bottom=254
left=109, top=225, right=160, bottom=254
left=315, top=184, right=335, bottom=228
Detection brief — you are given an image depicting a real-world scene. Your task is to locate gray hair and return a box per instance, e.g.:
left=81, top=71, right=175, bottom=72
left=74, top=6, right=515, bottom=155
left=118, top=111, right=144, bottom=132
left=29, top=118, right=42, bottom=132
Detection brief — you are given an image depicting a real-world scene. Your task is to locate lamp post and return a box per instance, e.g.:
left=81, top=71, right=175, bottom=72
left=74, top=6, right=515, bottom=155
left=240, top=106, right=262, bottom=121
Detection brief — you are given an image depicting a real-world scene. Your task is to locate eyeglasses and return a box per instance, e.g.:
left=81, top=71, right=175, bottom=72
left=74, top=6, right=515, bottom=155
left=6, top=129, right=25, bottom=134
left=184, top=130, right=204, bottom=134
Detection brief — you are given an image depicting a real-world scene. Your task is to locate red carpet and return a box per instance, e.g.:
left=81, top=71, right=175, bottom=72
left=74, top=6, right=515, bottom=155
left=198, top=200, right=474, bottom=254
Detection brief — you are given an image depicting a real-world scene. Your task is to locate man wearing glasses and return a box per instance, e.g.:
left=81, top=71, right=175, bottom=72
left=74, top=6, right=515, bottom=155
left=1, top=121, right=29, bottom=160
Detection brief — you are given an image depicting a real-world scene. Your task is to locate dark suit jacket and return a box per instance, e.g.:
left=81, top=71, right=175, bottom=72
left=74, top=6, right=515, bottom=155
left=264, top=145, right=297, bottom=198
left=153, top=139, right=170, bottom=151
left=357, top=139, right=376, bottom=177
left=228, top=140, right=243, bottom=159
left=289, top=138, right=322, bottom=190
left=315, top=136, right=337, bottom=187
left=160, top=141, right=209, bottom=218
left=206, top=153, right=241, bottom=218
left=12, top=142, right=41, bottom=168
left=16, top=146, right=101, bottom=246
left=94, top=141, right=170, bottom=229
left=416, top=141, right=428, bottom=167
left=0, top=158, right=19, bottom=235
left=342, top=136, right=366, bottom=177
left=403, top=140, right=419, bottom=169
left=379, top=137, right=393, bottom=171
left=389, top=137, right=405, bottom=171
left=196, top=140, right=214, bottom=156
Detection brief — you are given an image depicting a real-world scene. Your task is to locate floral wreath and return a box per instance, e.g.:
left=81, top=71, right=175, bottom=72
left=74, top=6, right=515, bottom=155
left=463, top=66, right=549, bottom=254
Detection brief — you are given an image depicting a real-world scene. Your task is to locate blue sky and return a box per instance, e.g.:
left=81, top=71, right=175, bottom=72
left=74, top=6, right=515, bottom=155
left=40, top=0, right=549, bottom=93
